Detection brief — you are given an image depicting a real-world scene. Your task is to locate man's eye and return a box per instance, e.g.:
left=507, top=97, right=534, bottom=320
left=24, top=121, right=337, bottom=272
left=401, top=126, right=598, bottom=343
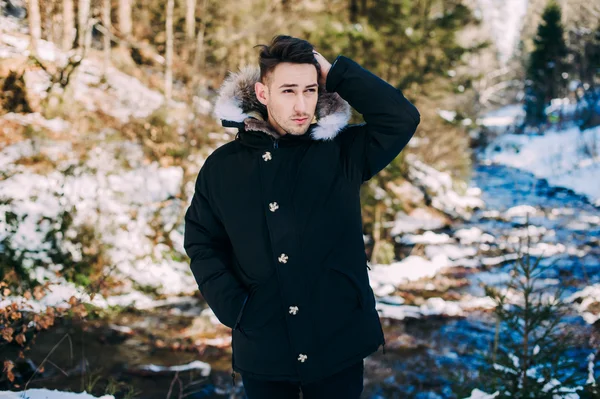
left=283, top=90, right=293, bottom=93
left=306, top=89, right=317, bottom=93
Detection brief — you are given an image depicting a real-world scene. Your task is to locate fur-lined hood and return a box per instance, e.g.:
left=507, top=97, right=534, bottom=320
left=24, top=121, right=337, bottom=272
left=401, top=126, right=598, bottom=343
left=213, top=66, right=351, bottom=141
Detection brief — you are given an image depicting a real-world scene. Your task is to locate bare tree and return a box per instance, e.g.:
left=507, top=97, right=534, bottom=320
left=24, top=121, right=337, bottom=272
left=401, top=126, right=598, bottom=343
left=193, top=0, right=208, bottom=70
left=182, top=0, right=196, bottom=60
left=118, top=0, right=133, bottom=40
left=185, top=0, right=196, bottom=43
left=41, top=1, right=59, bottom=43
left=102, top=0, right=111, bottom=76
left=27, top=0, right=42, bottom=56
left=77, top=0, right=91, bottom=50
left=62, top=0, right=75, bottom=51
left=165, top=0, right=174, bottom=101
left=349, top=0, right=359, bottom=23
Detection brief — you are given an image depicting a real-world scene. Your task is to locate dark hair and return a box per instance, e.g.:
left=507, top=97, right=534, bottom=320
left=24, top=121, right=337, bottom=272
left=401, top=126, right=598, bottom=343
left=255, top=35, right=320, bottom=85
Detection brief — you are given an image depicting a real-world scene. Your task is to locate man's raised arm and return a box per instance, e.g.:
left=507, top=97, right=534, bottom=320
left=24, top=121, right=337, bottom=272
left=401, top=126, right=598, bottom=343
left=325, top=55, right=421, bottom=182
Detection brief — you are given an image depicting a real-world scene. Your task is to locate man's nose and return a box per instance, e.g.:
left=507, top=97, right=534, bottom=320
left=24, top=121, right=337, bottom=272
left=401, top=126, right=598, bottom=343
left=294, top=94, right=307, bottom=113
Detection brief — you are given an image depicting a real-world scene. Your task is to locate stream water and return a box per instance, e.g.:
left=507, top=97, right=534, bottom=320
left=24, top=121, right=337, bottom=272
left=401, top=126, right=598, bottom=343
left=361, top=163, right=600, bottom=398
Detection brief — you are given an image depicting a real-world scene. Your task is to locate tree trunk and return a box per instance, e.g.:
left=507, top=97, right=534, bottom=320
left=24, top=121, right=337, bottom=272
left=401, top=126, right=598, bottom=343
left=27, top=0, right=42, bottom=56
left=193, top=0, right=208, bottom=70
left=185, top=0, right=196, bottom=42
left=118, top=0, right=133, bottom=40
left=51, top=7, right=62, bottom=44
left=165, top=0, right=174, bottom=102
left=349, top=0, right=358, bottom=23
left=183, top=0, right=196, bottom=60
left=77, top=0, right=91, bottom=50
left=102, top=0, right=111, bottom=76
left=360, top=0, right=367, bottom=16
left=62, top=0, right=75, bottom=51
left=41, top=1, right=57, bottom=42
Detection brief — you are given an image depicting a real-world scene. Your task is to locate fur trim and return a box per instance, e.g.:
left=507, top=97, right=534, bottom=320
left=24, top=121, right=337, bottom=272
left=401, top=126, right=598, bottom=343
left=213, top=66, right=350, bottom=141
left=311, top=112, right=350, bottom=141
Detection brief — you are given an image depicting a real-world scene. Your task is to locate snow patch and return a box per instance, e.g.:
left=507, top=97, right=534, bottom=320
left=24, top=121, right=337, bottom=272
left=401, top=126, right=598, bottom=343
left=483, top=124, right=600, bottom=205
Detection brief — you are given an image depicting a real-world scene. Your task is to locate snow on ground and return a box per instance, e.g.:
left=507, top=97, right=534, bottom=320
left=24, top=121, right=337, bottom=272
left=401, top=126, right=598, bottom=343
left=72, top=61, right=168, bottom=122
left=0, top=21, right=199, bottom=313
left=0, top=135, right=196, bottom=305
left=0, top=33, right=179, bottom=122
left=2, top=112, right=71, bottom=133
left=425, top=244, right=478, bottom=261
left=454, top=227, right=495, bottom=244
left=389, top=208, right=447, bottom=235
left=376, top=294, right=496, bottom=321
left=438, top=109, right=457, bottom=122
left=503, top=204, right=540, bottom=219
left=0, top=274, right=202, bottom=314
left=477, top=104, right=526, bottom=129
left=397, top=231, right=452, bottom=245
left=0, top=389, right=114, bottom=399
left=369, top=255, right=452, bottom=296
left=0, top=276, right=107, bottom=313
left=483, top=124, right=600, bottom=206
left=138, top=360, right=211, bottom=376
left=462, top=389, right=499, bottom=399
left=567, top=284, right=600, bottom=325
left=406, top=154, right=485, bottom=219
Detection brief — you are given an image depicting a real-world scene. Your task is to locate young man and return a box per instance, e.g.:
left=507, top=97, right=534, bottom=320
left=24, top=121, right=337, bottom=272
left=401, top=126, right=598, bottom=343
left=184, top=35, right=420, bottom=398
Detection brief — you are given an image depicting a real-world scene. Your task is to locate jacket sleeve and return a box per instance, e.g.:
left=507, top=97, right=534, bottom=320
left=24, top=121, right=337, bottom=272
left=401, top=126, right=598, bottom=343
left=183, top=160, right=249, bottom=329
left=326, top=55, right=421, bottom=182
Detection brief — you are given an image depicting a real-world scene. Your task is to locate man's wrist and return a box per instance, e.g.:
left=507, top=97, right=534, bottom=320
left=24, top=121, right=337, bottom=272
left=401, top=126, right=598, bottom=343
left=325, top=55, right=349, bottom=93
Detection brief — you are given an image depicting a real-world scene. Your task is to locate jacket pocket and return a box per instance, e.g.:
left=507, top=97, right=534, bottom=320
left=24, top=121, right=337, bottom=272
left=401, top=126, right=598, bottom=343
left=329, top=264, right=365, bottom=310
left=314, top=264, right=366, bottom=346
left=233, top=292, right=250, bottom=331
left=236, top=274, right=283, bottom=333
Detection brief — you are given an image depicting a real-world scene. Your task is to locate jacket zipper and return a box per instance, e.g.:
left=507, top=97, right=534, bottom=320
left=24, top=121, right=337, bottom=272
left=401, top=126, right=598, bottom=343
left=273, top=138, right=279, bottom=149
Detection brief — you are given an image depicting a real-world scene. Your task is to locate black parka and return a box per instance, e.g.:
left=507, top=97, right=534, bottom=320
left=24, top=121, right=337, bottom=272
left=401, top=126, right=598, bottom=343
left=183, top=55, right=420, bottom=385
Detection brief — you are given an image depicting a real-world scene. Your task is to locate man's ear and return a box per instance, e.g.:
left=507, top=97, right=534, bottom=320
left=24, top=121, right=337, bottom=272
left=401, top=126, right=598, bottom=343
left=255, top=81, right=268, bottom=106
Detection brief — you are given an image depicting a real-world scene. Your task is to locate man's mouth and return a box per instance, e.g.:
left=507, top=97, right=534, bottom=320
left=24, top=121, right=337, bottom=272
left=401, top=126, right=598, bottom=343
left=292, top=117, right=308, bottom=124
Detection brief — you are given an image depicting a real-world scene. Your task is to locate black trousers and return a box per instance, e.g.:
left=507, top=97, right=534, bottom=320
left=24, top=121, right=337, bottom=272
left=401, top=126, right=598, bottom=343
left=241, top=360, right=364, bottom=399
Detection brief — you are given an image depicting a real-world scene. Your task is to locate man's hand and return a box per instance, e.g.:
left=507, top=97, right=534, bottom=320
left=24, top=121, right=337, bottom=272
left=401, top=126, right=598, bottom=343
left=313, top=50, right=331, bottom=88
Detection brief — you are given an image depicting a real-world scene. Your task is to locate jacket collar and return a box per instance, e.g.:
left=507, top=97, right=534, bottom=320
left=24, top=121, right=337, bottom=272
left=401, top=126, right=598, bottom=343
left=213, top=66, right=351, bottom=143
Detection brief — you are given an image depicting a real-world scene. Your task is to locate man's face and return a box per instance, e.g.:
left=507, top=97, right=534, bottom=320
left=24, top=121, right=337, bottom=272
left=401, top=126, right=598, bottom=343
left=255, top=62, right=319, bottom=136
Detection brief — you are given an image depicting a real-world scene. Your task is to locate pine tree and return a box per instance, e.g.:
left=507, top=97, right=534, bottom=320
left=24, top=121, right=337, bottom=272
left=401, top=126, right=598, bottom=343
left=481, top=219, right=592, bottom=398
left=526, top=0, right=569, bottom=124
